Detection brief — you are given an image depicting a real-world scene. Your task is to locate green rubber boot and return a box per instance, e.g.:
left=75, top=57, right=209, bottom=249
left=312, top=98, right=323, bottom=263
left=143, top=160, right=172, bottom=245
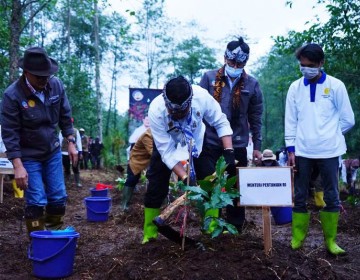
left=314, top=191, right=326, bottom=208
left=291, top=212, right=310, bottom=250
left=142, top=208, right=160, bottom=244
left=203, top=208, right=219, bottom=234
left=319, top=211, right=346, bottom=255
left=120, top=186, right=134, bottom=212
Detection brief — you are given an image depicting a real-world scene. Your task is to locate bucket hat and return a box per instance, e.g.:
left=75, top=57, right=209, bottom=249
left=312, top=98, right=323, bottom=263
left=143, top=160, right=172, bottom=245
left=18, top=47, right=58, bottom=76
left=262, top=149, right=276, bottom=161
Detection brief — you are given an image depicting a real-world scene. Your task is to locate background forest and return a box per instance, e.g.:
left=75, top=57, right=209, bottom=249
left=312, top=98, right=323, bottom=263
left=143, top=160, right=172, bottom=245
left=0, top=0, right=359, bottom=169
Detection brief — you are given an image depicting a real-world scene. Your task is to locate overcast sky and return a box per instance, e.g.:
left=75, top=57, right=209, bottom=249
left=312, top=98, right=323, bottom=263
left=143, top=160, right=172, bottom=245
left=164, top=0, right=328, bottom=64
left=107, top=0, right=329, bottom=113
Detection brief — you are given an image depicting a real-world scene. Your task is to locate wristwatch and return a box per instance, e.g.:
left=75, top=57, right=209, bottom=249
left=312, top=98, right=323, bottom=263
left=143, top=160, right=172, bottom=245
left=67, top=137, right=76, bottom=144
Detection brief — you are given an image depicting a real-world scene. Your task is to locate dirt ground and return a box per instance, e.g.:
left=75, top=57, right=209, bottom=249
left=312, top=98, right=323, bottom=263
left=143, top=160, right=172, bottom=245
left=0, top=168, right=359, bottom=280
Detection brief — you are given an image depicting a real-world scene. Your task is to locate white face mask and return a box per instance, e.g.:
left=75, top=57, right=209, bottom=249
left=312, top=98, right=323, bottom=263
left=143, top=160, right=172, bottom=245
left=225, top=64, right=243, bottom=78
left=300, top=66, right=319, bottom=80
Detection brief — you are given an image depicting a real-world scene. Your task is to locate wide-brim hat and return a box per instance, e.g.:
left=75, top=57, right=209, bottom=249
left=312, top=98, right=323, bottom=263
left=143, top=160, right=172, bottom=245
left=18, top=47, right=58, bottom=76
left=262, top=149, right=276, bottom=161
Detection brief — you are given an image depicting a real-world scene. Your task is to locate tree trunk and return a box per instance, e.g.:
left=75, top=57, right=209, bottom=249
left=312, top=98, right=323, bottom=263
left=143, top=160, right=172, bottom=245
left=93, top=0, right=102, bottom=142
left=9, top=0, right=22, bottom=83
left=66, top=0, right=71, bottom=59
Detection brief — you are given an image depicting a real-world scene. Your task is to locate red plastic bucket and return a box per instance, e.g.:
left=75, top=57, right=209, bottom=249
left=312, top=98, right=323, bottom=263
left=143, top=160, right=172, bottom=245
left=28, top=230, right=80, bottom=278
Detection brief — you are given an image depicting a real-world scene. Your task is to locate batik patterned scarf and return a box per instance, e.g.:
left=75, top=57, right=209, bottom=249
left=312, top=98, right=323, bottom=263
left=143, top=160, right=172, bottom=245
left=213, top=66, right=245, bottom=108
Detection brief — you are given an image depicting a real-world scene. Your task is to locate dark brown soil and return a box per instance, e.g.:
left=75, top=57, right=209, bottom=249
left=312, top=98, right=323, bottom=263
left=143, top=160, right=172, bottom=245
left=0, top=169, right=359, bottom=280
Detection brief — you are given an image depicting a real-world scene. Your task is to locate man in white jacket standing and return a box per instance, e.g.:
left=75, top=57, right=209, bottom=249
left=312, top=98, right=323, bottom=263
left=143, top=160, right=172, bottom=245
left=285, top=43, right=355, bottom=255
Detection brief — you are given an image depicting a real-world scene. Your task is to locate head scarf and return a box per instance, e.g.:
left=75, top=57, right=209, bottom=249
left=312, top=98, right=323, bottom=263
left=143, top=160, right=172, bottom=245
left=162, top=78, right=193, bottom=114
left=224, top=46, right=249, bottom=63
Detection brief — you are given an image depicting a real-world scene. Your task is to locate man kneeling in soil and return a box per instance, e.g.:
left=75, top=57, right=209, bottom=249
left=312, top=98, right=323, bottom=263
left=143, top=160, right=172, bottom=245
left=142, top=76, right=235, bottom=244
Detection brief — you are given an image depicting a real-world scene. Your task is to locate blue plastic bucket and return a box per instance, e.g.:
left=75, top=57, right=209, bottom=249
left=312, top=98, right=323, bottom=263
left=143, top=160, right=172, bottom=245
left=28, top=230, right=80, bottom=278
left=85, top=197, right=111, bottom=222
left=90, top=187, right=109, bottom=197
left=270, top=206, right=292, bottom=225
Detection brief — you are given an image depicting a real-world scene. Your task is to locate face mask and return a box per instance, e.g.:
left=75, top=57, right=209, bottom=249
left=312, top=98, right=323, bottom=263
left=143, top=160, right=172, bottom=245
left=300, top=66, right=319, bottom=80
left=225, top=64, right=243, bottom=78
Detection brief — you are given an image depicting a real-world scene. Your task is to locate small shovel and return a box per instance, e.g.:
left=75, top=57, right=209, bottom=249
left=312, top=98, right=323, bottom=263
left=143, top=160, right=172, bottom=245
left=153, top=195, right=205, bottom=250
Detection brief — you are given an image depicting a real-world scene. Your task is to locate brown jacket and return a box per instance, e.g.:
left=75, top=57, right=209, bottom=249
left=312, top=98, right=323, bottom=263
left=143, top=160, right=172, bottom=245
left=129, top=129, right=153, bottom=175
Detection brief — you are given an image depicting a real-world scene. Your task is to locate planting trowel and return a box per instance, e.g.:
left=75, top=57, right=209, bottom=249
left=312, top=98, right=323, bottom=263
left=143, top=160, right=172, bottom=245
left=153, top=194, right=205, bottom=250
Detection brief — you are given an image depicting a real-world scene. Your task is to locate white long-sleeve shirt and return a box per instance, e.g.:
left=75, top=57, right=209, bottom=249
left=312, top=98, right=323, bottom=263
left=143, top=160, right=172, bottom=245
left=285, top=73, right=355, bottom=158
left=59, top=129, right=82, bottom=155
left=149, top=85, right=233, bottom=170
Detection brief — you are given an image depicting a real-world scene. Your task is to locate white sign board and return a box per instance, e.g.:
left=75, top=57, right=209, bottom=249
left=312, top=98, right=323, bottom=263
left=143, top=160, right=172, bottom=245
left=238, top=167, right=293, bottom=206
left=0, top=158, right=13, bottom=169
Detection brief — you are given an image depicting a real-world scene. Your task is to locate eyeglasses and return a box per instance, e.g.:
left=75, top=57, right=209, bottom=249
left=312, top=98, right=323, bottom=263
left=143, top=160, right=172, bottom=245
left=226, top=59, right=245, bottom=68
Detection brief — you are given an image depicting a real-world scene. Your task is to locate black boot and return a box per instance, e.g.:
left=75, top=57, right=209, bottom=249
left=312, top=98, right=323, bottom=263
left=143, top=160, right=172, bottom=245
left=226, top=205, right=245, bottom=232
left=45, top=204, right=66, bottom=230
left=120, top=186, right=134, bottom=212
left=25, top=206, right=45, bottom=236
left=74, top=173, right=82, bottom=187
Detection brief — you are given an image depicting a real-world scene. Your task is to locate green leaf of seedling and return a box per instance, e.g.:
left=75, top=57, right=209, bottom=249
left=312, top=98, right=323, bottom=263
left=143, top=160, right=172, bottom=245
left=223, top=223, right=238, bottom=235
left=215, top=156, right=227, bottom=178
left=211, top=227, right=223, bottom=238
left=187, top=193, right=205, bottom=202
left=210, top=194, right=221, bottom=207
left=219, top=193, right=235, bottom=206
left=198, top=179, right=215, bottom=192
left=184, top=186, right=209, bottom=198
left=224, top=176, right=237, bottom=189
left=203, top=202, right=213, bottom=212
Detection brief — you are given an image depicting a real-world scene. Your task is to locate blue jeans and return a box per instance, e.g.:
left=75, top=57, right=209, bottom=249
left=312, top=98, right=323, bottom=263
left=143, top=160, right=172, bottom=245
left=294, top=156, right=340, bottom=213
left=23, top=151, right=67, bottom=207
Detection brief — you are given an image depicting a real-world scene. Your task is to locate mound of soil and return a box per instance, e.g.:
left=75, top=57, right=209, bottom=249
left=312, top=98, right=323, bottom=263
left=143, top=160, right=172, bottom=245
left=0, top=169, right=359, bottom=280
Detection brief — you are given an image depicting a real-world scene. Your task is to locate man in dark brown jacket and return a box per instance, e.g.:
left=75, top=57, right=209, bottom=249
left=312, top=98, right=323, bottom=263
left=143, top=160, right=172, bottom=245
left=1, top=47, right=77, bottom=234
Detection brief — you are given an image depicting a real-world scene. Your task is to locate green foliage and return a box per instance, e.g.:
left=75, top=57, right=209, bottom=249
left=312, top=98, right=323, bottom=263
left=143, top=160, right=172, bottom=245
left=346, top=195, right=360, bottom=207
left=254, top=51, right=298, bottom=151
left=181, top=156, right=239, bottom=238
left=1, top=0, right=360, bottom=165
left=167, top=36, right=219, bottom=84
left=101, top=127, right=127, bottom=168
left=256, top=0, right=360, bottom=154
left=115, top=176, right=126, bottom=191
left=140, top=172, right=147, bottom=184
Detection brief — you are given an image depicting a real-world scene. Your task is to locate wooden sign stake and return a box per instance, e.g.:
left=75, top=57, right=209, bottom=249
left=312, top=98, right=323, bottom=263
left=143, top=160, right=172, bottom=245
left=262, top=206, right=272, bottom=256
